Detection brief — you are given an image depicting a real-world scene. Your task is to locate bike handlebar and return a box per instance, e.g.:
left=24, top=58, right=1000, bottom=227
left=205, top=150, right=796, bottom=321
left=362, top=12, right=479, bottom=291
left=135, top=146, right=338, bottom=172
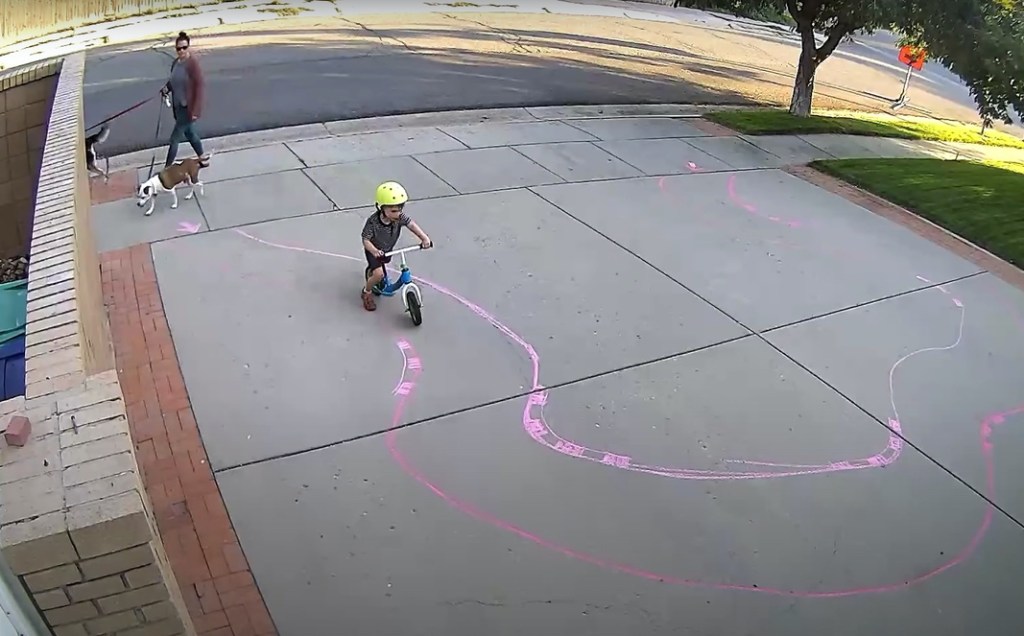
left=383, top=243, right=433, bottom=258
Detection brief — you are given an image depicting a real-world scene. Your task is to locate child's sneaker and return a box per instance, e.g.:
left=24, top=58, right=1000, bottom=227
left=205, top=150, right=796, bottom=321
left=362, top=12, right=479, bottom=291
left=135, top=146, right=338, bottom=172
left=361, top=288, right=376, bottom=311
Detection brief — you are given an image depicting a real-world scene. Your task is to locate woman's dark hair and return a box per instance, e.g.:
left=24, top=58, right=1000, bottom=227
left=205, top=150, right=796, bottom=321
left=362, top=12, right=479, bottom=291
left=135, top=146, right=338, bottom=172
left=176, top=31, right=190, bottom=45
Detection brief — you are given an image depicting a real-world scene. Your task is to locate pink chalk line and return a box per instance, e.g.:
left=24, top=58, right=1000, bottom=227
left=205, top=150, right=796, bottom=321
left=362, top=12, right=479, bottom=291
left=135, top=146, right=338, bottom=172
left=384, top=337, right=1022, bottom=597
left=234, top=225, right=962, bottom=482
left=234, top=229, right=1024, bottom=594
left=722, top=297, right=965, bottom=474
left=658, top=173, right=879, bottom=265
left=726, top=174, right=803, bottom=229
left=392, top=339, right=422, bottom=396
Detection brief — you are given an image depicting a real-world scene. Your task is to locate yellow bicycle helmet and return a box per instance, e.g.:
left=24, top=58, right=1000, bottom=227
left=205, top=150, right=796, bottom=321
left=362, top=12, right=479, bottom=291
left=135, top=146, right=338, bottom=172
left=375, top=181, right=409, bottom=207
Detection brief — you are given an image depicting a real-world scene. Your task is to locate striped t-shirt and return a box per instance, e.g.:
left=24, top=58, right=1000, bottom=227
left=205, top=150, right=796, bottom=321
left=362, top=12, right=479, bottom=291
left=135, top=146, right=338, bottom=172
left=362, top=210, right=412, bottom=253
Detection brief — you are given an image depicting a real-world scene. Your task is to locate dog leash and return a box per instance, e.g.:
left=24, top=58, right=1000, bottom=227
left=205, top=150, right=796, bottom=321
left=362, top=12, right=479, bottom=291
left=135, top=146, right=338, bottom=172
left=85, top=90, right=161, bottom=131
left=145, top=98, right=165, bottom=181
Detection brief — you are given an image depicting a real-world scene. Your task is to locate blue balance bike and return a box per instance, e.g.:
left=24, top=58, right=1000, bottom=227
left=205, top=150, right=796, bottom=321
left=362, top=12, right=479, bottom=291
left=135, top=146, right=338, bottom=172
left=367, top=242, right=432, bottom=326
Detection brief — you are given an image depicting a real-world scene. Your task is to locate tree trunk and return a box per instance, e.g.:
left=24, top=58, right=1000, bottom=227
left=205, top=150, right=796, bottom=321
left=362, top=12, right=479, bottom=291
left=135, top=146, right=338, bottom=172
left=789, top=30, right=818, bottom=117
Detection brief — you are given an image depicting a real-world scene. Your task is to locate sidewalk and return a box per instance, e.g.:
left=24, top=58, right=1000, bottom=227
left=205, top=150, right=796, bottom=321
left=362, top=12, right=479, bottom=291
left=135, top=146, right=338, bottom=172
left=88, top=106, right=1024, bottom=635
left=92, top=104, right=1024, bottom=256
left=98, top=104, right=1024, bottom=215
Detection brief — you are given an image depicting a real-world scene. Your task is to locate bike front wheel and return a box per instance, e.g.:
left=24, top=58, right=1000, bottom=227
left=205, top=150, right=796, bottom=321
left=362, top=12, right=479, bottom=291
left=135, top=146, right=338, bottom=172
left=405, top=288, right=422, bottom=326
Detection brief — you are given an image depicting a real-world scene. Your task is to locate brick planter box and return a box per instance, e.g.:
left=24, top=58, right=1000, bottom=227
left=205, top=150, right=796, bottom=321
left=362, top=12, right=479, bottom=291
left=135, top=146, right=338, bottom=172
left=0, top=53, right=197, bottom=636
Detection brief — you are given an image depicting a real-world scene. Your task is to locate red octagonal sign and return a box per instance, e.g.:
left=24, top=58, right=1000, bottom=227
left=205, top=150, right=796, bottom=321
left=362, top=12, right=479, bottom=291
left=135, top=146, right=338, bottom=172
left=898, top=45, right=927, bottom=70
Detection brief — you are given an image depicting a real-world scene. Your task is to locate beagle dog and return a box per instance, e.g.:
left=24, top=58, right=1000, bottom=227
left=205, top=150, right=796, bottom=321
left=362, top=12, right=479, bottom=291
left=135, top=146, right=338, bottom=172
left=136, top=153, right=212, bottom=216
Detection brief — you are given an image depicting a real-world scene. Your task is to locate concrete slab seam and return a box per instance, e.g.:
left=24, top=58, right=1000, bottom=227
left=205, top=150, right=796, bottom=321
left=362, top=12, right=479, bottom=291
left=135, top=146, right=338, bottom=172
left=207, top=167, right=741, bottom=231
left=209, top=266, right=983, bottom=474
left=98, top=244, right=280, bottom=636
left=574, top=140, right=649, bottom=175
left=687, top=135, right=788, bottom=167
left=743, top=133, right=839, bottom=160
left=191, top=191, right=212, bottom=235
left=407, top=156, right=462, bottom=196
left=104, top=105, right=761, bottom=170
left=281, top=142, right=310, bottom=169
left=96, top=167, right=793, bottom=253
left=121, top=133, right=755, bottom=188
left=797, top=134, right=881, bottom=158
left=757, top=271, right=988, bottom=335
left=297, top=170, right=341, bottom=215
left=430, top=126, right=474, bottom=151
left=506, top=146, right=571, bottom=184
left=211, top=325, right=753, bottom=474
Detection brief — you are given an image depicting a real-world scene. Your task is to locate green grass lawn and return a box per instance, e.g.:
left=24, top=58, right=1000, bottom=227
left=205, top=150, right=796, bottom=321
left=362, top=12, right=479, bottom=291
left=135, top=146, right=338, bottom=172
left=707, top=109, right=1024, bottom=149
left=810, top=158, right=1024, bottom=267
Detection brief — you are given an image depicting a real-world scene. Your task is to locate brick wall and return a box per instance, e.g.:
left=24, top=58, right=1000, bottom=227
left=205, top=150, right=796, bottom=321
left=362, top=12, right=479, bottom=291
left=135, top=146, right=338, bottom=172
left=0, top=60, right=58, bottom=259
left=0, top=53, right=197, bottom=636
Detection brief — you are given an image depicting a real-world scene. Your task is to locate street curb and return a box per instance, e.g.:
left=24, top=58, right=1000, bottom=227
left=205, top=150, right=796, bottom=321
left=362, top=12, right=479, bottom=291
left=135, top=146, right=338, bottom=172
left=105, top=102, right=764, bottom=171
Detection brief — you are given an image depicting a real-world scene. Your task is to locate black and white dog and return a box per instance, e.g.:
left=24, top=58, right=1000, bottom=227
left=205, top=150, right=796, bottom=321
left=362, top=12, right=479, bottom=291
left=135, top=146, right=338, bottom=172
left=85, top=125, right=110, bottom=181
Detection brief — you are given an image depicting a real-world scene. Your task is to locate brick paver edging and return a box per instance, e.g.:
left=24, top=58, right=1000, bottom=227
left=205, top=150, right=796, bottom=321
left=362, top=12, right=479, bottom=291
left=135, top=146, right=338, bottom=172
left=785, top=164, right=1024, bottom=291
left=100, top=244, right=278, bottom=636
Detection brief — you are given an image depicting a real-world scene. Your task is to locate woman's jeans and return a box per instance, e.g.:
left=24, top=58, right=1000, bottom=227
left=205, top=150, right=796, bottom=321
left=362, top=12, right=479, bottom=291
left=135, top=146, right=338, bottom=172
left=165, top=102, right=204, bottom=167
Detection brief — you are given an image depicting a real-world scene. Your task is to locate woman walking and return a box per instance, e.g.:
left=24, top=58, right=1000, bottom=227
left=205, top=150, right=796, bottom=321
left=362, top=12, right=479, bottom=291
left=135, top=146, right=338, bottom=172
left=161, top=31, right=210, bottom=167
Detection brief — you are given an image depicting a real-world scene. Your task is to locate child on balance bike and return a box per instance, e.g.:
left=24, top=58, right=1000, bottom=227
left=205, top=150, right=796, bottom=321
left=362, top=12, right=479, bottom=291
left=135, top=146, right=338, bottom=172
left=361, top=181, right=432, bottom=312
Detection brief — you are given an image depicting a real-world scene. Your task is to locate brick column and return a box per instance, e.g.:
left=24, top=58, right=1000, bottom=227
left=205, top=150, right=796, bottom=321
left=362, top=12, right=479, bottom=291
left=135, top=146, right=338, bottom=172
left=0, top=52, right=197, bottom=636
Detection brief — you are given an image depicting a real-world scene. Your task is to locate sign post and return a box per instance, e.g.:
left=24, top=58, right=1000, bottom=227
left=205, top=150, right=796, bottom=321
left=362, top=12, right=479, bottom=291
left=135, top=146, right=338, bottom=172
left=892, top=45, right=927, bottom=109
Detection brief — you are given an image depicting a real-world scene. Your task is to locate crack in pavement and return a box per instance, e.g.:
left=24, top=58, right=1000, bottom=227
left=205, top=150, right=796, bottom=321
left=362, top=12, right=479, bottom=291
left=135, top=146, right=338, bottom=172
left=86, top=40, right=174, bottom=68
left=443, top=599, right=614, bottom=611
left=340, top=17, right=417, bottom=53
left=697, top=24, right=797, bottom=70
left=151, top=40, right=175, bottom=60
left=83, top=51, right=415, bottom=91
left=181, top=50, right=411, bottom=79
left=618, top=19, right=717, bottom=59
left=439, top=598, right=660, bottom=623
left=443, top=13, right=535, bottom=55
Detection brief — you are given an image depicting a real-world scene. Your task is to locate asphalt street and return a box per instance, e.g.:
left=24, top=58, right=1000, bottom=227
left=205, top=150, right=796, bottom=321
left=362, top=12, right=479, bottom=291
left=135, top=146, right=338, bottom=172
left=82, top=6, right=991, bottom=156
left=84, top=30, right=743, bottom=156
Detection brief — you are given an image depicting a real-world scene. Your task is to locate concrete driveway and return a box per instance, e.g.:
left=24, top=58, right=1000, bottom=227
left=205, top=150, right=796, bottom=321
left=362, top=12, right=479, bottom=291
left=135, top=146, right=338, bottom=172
left=92, top=113, right=1024, bottom=634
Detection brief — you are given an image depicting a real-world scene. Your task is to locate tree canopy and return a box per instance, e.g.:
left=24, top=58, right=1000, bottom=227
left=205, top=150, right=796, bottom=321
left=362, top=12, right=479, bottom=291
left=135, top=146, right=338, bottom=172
left=674, top=0, right=1024, bottom=122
